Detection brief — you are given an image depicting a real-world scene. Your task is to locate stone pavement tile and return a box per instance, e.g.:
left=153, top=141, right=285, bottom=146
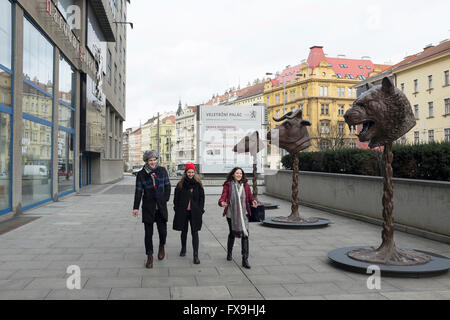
left=169, top=267, right=219, bottom=277
left=0, top=270, right=15, bottom=280
left=195, top=275, right=251, bottom=286
left=109, top=287, right=170, bottom=300
left=215, top=266, right=243, bottom=276
left=46, top=288, right=111, bottom=300
left=170, top=285, right=231, bottom=300
left=0, top=289, right=51, bottom=300
left=25, top=277, right=88, bottom=290
left=382, top=278, right=450, bottom=291
left=197, top=259, right=233, bottom=267
left=151, top=259, right=193, bottom=267
left=0, top=254, right=37, bottom=262
left=84, top=276, right=141, bottom=289
left=333, top=279, right=400, bottom=294
left=436, top=291, right=450, bottom=299
left=96, top=260, right=144, bottom=269
left=245, top=257, right=282, bottom=266
left=0, top=278, right=34, bottom=290
left=239, top=266, right=270, bottom=276
left=269, top=295, right=325, bottom=300
left=277, top=256, right=322, bottom=266
left=283, top=282, right=343, bottom=296
left=263, top=265, right=315, bottom=274
left=80, top=253, right=126, bottom=261
left=296, top=272, right=355, bottom=283
left=226, top=285, right=263, bottom=299
left=32, top=254, right=82, bottom=261
left=380, top=291, right=446, bottom=300
left=118, top=267, right=169, bottom=277
left=324, top=293, right=388, bottom=300
left=0, top=261, right=52, bottom=270
left=9, top=269, right=66, bottom=279
left=254, top=284, right=292, bottom=298
left=142, top=276, right=197, bottom=288
left=46, top=260, right=99, bottom=270
left=77, top=268, right=119, bottom=278
left=247, top=274, right=303, bottom=285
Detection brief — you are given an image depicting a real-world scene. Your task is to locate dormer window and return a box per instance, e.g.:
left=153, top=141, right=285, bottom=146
left=366, top=66, right=371, bottom=69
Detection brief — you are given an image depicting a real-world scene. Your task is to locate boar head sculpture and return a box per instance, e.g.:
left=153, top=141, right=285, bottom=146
left=344, top=77, right=416, bottom=148
left=267, top=109, right=311, bottom=154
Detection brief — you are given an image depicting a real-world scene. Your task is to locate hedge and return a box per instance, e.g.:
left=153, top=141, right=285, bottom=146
left=281, top=142, right=450, bottom=181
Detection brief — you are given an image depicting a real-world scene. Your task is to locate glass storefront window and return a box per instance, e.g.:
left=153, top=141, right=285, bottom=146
left=0, top=113, right=10, bottom=211
left=57, top=130, right=74, bottom=194
left=23, top=18, right=54, bottom=89
left=0, top=70, right=12, bottom=107
left=59, top=56, right=76, bottom=106
left=58, top=103, right=74, bottom=129
left=0, top=0, right=12, bottom=70
left=22, top=81, right=53, bottom=122
left=22, top=119, right=52, bottom=208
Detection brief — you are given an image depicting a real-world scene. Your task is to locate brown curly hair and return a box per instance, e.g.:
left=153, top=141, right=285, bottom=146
left=223, top=167, right=248, bottom=185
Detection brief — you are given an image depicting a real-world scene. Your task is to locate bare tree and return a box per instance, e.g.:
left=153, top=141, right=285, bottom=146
left=312, top=120, right=348, bottom=151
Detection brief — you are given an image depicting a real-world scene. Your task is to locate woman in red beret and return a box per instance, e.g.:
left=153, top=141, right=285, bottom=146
left=218, top=167, right=257, bottom=269
left=173, top=162, right=205, bottom=264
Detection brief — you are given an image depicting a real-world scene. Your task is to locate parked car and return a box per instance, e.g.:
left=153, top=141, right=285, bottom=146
left=176, top=169, right=184, bottom=176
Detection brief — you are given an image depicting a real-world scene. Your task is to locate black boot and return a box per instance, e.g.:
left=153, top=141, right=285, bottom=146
left=242, top=237, right=251, bottom=269
left=227, top=235, right=235, bottom=261
left=192, top=231, right=200, bottom=264
left=180, top=234, right=187, bottom=256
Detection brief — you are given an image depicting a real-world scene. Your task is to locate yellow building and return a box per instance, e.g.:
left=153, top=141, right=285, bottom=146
left=392, top=40, right=450, bottom=144
left=141, top=114, right=176, bottom=172
left=264, top=46, right=389, bottom=168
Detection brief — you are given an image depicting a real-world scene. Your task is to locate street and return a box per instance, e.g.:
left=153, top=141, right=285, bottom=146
left=0, top=175, right=449, bottom=300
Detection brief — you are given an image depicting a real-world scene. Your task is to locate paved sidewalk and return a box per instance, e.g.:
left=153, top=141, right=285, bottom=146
left=0, top=176, right=449, bottom=300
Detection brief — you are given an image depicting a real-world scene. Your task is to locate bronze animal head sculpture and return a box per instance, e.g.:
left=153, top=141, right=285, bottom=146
left=267, top=109, right=311, bottom=154
left=344, top=77, right=416, bottom=148
left=232, top=131, right=265, bottom=156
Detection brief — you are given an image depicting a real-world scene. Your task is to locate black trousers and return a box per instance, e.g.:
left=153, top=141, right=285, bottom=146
left=144, top=210, right=167, bottom=255
left=181, top=211, right=199, bottom=253
left=227, top=217, right=249, bottom=258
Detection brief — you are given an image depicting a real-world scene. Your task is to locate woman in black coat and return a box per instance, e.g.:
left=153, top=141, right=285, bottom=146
left=173, top=162, right=205, bottom=264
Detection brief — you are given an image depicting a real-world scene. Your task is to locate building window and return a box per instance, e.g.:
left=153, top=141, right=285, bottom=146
left=57, top=130, right=74, bottom=194
left=400, top=83, right=404, bottom=92
left=428, top=75, right=433, bottom=89
left=338, top=122, right=345, bottom=135
left=0, top=0, right=12, bottom=70
left=336, top=74, right=342, bottom=78
left=320, top=104, right=329, bottom=115
left=348, top=87, right=352, bottom=97
left=428, top=101, right=433, bottom=117
left=428, top=130, right=434, bottom=143
left=0, top=113, right=11, bottom=212
left=107, top=49, right=112, bottom=85
left=414, top=79, right=418, bottom=92
left=110, top=112, right=113, bottom=132
left=338, top=105, right=345, bottom=116
left=414, top=104, right=419, bottom=119
left=320, top=121, right=330, bottom=134
left=445, top=98, right=450, bottom=115
left=114, top=63, right=117, bottom=93
left=445, top=70, right=449, bottom=86
left=414, top=131, right=419, bottom=144
left=320, top=86, right=328, bottom=96
left=445, top=128, right=450, bottom=142
left=266, top=96, right=270, bottom=105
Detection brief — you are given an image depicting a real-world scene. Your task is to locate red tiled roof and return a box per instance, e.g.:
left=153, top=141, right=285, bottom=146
left=393, top=39, right=450, bottom=71
left=236, top=82, right=265, bottom=99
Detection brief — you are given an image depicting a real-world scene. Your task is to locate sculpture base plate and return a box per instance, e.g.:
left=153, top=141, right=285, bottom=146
left=258, top=201, right=279, bottom=210
left=262, top=217, right=330, bottom=229
left=328, top=246, right=450, bottom=278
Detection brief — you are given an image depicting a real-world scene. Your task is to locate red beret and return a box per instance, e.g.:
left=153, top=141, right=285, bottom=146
left=185, top=162, right=196, bottom=172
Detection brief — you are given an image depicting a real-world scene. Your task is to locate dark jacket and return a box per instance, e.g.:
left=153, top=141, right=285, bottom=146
left=133, top=166, right=171, bottom=224
left=173, top=178, right=205, bottom=232
left=218, top=180, right=255, bottom=217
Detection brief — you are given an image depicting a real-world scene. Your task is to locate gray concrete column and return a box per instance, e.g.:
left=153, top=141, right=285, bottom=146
left=52, top=47, right=60, bottom=201
left=75, top=71, right=80, bottom=193
left=12, top=4, right=24, bottom=215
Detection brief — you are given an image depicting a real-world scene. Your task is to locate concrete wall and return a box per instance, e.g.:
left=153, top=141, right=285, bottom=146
left=265, top=170, right=450, bottom=242
left=99, top=159, right=123, bottom=184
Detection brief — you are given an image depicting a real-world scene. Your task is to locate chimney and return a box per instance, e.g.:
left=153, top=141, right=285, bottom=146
left=337, top=54, right=346, bottom=58
left=423, top=43, right=433, bottom=50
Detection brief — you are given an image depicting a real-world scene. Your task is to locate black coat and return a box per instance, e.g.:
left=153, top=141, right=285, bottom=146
left=172, top=178, right=205, bottom=232
left=133, top=166, right=171, bottom=224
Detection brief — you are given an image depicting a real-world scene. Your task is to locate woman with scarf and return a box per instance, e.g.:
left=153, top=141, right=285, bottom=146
left=218, top=167, right=257, bottom=269
left=173, top=162, right=205, bottom=264
left=133, top=150, right=171, bottom=269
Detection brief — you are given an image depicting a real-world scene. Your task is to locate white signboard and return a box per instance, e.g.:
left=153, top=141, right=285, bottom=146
left=197, top=105, right=266, bottom=174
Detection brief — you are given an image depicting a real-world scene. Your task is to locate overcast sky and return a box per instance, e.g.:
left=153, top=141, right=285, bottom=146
left=123, top=0, right=450, bottom=129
